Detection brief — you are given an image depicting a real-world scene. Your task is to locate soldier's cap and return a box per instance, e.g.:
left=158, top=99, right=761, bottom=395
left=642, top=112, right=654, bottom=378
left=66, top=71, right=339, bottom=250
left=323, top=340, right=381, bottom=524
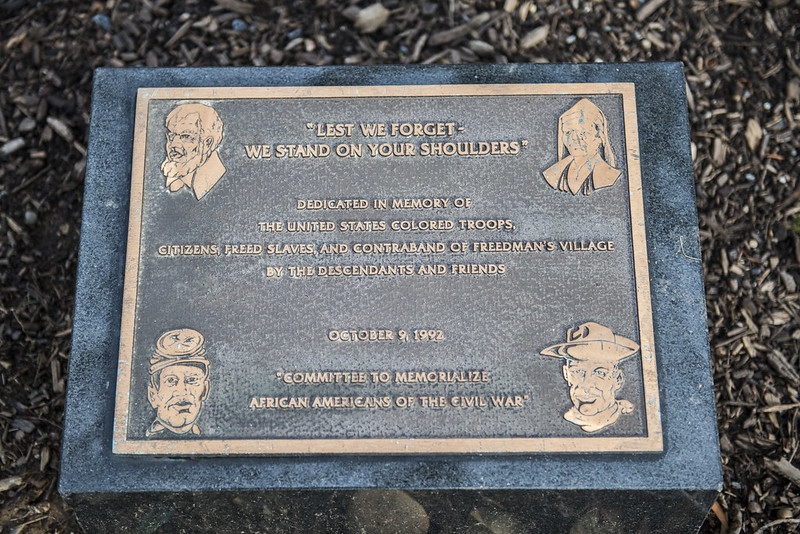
left=149, top=328, right=209, bottom=376
left=540, top=322, right=639, bottom=363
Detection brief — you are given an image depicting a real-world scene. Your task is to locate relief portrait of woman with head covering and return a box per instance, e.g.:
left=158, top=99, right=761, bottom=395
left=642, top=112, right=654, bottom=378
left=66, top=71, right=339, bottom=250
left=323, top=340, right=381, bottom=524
left=542, top=99, right=622, bottom=196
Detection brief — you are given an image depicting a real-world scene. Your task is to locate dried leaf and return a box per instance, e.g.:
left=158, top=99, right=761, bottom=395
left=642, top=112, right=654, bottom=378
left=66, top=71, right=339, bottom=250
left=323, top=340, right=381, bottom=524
left=765, top=458, right=800, bottom=486
left=4, top=214, right=23, bottom=234
left=355, top=4, right=390, bottom=34
left=745, top=118, right=762, bottom=151
left=11, top=418, right=35, bottom=433
left=766, top=350, right=800, bottom=385
left=0, top=476, right=23, bottom=492
left=40, top=446, right=50, bottom=472
left=712, top=501, right=729, bottom=530
left=164, top=19, right=193, bottom=48
left=468, top=40, right=495, bottom=57
left=712, top=137, right=726, bottom=165
left=779, top=271, right=796, bottom=292
left=767, top=310, right=791, bottom=325
left=788, top=78, right=800, bottom=103
left=0, top=138, right=25, bottom=156
left=428, top=12, right=491, bottom=46
left=520, top=25, right=549, bottom=50
left=46, top=117, right=73, bottom=143
left=215, top=0, right=253, bottom=15
left=636, top=0, right=669, bottom=21
left=5, top=30, right=27, bottom=50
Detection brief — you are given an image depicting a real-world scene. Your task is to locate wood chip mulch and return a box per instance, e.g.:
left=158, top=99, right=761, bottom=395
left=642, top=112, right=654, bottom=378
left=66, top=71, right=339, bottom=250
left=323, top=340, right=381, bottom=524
left=1, top=1, right=799, bottom=532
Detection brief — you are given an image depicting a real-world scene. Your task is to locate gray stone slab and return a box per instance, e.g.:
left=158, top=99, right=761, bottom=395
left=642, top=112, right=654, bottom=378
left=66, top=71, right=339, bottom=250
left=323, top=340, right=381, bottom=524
left=61, top=64, right=721, bottom=533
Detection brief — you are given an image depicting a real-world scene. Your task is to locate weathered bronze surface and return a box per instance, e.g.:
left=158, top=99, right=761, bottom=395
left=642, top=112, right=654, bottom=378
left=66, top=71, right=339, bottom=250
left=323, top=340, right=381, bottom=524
left=113, top=84, right=662, bottom=455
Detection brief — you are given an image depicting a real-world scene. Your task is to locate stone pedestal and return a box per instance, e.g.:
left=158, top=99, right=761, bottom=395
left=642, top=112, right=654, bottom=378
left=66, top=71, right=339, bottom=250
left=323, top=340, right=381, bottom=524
left=61, top=64, right=721, bottom=533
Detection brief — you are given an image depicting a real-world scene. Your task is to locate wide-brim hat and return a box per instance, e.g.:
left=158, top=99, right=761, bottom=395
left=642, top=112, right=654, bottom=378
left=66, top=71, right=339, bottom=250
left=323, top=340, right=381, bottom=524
left=541, top=322, right=639, bottom=363
left=149, top=328, right=209, bottom=375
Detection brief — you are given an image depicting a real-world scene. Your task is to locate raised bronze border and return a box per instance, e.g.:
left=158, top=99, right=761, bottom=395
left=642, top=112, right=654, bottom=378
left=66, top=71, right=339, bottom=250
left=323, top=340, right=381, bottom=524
left=113, top=83, right=662, bottom=455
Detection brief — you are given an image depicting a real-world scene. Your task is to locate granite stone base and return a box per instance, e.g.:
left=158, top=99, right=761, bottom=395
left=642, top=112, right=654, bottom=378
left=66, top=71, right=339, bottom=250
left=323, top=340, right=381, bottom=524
left=67, top=489, right=715, bottom=533
left=60, top=63, right=721, bottom=533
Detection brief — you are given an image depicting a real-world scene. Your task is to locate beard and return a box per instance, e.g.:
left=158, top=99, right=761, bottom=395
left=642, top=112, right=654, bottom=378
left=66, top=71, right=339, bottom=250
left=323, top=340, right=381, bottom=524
left=161, top=146, right=208, bottom=188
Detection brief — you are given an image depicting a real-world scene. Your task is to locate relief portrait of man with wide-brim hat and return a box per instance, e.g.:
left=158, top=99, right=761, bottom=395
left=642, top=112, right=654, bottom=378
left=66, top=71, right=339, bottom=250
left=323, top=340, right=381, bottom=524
left=540, top=321, right=639, bottom=433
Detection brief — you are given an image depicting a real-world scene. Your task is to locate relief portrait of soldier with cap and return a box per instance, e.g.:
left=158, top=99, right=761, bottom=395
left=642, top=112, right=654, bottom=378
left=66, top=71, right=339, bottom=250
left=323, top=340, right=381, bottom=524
left=146, top=328, right=210, bottom=437
left=540, top=322, right=639, bottom=433
left=542, top=98, right=622, bottom=196
left=161, top=103, right=227, bottom=201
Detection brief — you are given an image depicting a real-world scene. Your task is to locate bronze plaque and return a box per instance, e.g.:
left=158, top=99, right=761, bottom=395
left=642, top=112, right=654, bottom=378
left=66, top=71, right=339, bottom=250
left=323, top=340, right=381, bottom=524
left=113, top=84, right=662, bottom=455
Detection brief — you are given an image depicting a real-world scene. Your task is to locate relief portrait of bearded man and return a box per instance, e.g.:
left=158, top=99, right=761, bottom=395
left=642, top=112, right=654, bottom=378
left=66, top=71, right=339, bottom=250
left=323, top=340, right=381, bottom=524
left=161, top=103, right=227, bottom=201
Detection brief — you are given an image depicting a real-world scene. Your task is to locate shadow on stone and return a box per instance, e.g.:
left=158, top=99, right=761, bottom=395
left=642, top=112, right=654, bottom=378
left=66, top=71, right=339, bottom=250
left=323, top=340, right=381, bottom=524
left=347, top=490, right=429, bottom=534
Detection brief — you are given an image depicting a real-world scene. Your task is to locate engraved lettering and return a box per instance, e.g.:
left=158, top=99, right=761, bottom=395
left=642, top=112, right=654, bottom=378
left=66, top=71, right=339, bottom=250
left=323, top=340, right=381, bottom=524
left=390, top=197, right=450, bottom=209
left=297, top=199, right=369, bottom=210
left=315, top=123, right=355, bottom=137
left=244, top=144, right=272, bottom=158
left=359, top=123, right=387, bottom=136
left=389, top=122, right=456, bottom=137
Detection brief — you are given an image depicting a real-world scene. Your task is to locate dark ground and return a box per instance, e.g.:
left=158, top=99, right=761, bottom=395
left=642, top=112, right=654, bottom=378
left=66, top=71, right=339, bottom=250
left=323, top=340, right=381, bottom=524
left=0, top=0, right=799, bottom=532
